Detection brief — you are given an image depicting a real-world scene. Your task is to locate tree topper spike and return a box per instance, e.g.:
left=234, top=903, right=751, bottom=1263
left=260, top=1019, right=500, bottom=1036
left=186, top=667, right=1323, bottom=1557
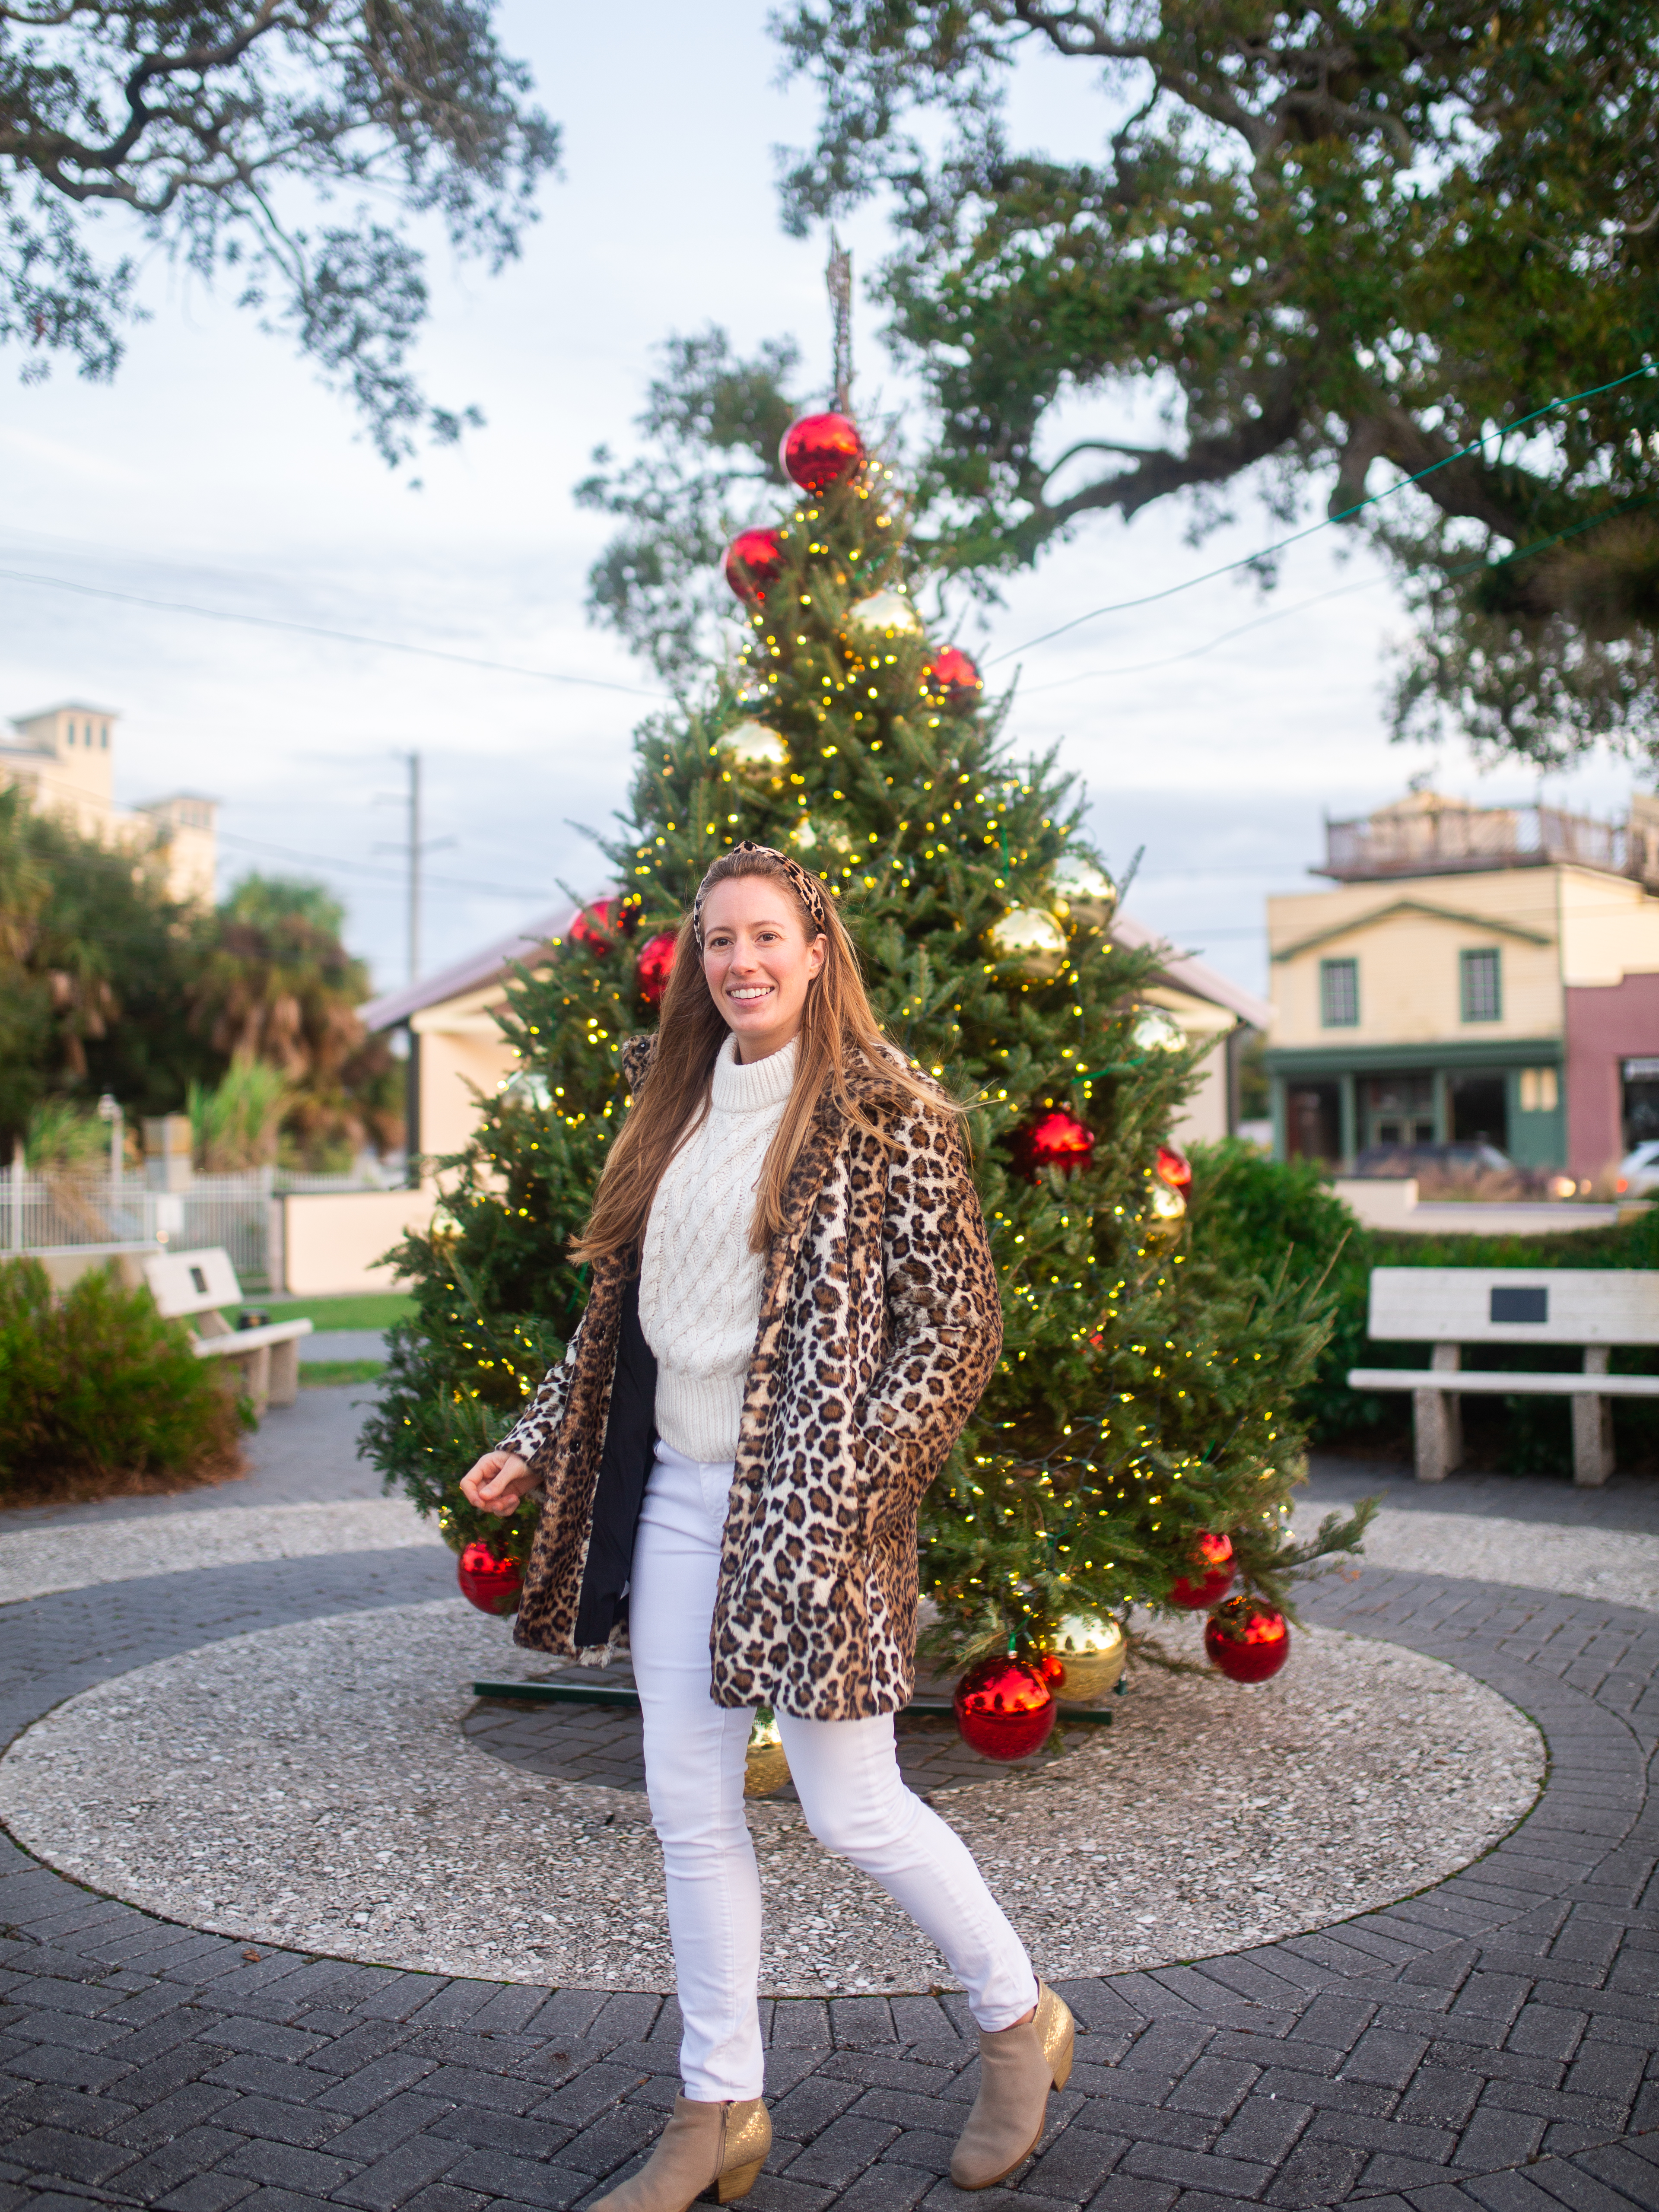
left=826, top=230, right=853, bottom=411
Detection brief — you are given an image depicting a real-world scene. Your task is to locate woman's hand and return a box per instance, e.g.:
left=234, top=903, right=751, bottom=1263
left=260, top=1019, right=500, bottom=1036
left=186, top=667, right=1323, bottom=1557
left=459, top=1451, right=537, bottom=1517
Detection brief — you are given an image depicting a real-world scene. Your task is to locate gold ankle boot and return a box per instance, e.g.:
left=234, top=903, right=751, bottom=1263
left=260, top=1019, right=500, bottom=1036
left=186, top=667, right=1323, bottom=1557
left=594, top=2094, right=770, bottom=2210
left=949, top=1982, right=1074, bottom=2191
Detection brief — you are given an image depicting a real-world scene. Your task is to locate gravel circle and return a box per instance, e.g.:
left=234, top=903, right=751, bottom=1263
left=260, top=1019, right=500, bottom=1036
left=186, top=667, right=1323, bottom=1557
left=0, top=1600, right=1541, bottom=1994
left=6, top=1492, right=1654, bottom=1613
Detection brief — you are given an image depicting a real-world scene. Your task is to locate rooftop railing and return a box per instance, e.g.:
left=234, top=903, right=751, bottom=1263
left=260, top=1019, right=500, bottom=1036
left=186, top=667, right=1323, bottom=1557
left=1322, top=802, right=1659, bottom=888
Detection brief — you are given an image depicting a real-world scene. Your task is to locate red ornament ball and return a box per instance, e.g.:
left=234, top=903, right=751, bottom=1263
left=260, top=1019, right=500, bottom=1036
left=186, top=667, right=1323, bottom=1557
left=1169, top=1531, right=1236, bottom=1610
left=724, top=527, right=786, bottom=604
left=1205, top=1599, right=1290, bottom=1682
left=569, top=898, right=629, bottom=952
left=953, top=1655, right=1057, bottom=1762
left=925, top=645, right=983, bottom=713
left=457, top=1542, right=522, bottom=1616
left=781, top=412, right=865, bottom=493
left=1156, top=1143, right=1192, bottom=1194
left=636, top=929, right=678, bottom=1005
left=1010, top=1108, right=1095, bottom=1181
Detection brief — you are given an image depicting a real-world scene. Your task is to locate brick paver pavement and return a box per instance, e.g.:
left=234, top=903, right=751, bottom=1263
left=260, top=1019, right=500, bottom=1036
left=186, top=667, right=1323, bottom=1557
left=2, top=1551, right=1656, bottom=2212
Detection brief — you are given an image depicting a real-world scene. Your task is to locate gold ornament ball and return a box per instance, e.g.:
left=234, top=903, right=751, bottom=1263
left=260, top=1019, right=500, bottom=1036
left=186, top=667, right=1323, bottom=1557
left=1145, top=1179, right=1188, bottom=1241
left=986, top=906, right=1068, bottom=979
left=725, top=722, right=789, bottom=776
left=500, top=1069, right=552, bottom=1110
left=1049, top=1614, right=1128, bottom=1702
left=790, top=815, right=853, bottom=858
left=1051, top=853, right=1119, bottom=931
left=1129, top=1007, right=1187, bottom=1055
left=744, top=1709, right=791, bottom=1799
left=845, top=588, right=922, bottom=639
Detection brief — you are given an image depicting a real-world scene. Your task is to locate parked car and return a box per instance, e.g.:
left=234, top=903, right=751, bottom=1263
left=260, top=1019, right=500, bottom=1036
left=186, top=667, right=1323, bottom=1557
left=1353, top=1140, right=1510, bottom=1177
left=1350, top=1141, right=1572, bottom=1200
left=1616, top=1139, right=1659, bottom=1197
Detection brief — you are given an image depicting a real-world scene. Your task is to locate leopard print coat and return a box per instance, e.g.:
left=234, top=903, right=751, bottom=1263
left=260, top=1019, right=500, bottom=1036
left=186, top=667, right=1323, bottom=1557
left=497, top=1035, right=1003, bottom=1721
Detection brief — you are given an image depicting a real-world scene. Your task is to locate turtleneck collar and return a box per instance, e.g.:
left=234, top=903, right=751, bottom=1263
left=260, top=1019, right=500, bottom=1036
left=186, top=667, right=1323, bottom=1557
left=710, top=1030, right=798, bottom=1113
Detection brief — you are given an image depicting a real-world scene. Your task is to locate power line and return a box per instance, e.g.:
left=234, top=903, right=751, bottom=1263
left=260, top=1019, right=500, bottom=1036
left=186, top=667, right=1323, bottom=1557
left=1137, top=865, right=1325, bottom=880
left=0, top=565, right=666, bottom=699
left=1018, top=571, right=1387, bottom=695
left=992, top=363, right=1658, bottom=662
left=1011, top=470, right=1659, bottom=700
left=216, top=827, right=561, bottom=903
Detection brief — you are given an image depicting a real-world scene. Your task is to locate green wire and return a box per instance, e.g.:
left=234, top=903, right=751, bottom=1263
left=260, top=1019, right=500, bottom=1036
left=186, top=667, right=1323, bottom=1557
left=996, top=362, right=1659, bottom=661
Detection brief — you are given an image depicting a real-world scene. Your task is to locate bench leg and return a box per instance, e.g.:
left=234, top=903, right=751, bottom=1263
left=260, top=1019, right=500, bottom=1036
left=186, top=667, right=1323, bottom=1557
left=1412, top=1387, right=1461, bottom=1482
left=1572, top=1348, right=1614, bottom=1484
left=1570, top=1395, right=1613, bottom=1486
left=268, top=1337, right=300, bottom=1407
left=235, top=1343, right=272, bottom=1421
left=1413, top=1343, right=1462, bottom=1482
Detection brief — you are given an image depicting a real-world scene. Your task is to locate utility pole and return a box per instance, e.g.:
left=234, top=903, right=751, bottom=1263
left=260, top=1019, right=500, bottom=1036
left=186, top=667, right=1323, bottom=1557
left=826, top=230, right=853, bottom=410
left=407, top=751, right=422, bottom=985
left=375, top=751, right=454, bottom=988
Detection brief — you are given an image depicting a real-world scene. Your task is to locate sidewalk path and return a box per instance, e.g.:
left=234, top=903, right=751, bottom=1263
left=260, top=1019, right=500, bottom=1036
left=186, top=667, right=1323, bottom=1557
left=299, top=1332, right=387, bottom=1365
left=1299, top=1462, right=1659, bottom=1615
left=1, top=1412, right=1655, bottom=2211
left=0, top=1500, right=441, bottom=1606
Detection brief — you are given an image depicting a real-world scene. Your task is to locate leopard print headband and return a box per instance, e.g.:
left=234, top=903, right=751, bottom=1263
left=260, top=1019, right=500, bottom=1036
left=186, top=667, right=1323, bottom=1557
left=691, top=841, right=830, bottom=948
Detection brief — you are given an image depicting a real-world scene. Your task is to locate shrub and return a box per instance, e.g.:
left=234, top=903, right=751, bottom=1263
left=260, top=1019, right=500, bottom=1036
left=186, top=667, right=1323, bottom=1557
left=1189, top=1143, right=1659, bottom=1475
left=188, top=1059, right=289, bottom=1171
left=1186, top=1142, right=1371, bottom=1440
left=24, top=1100, right=112, bottom=1172
left=0, top=1259, right=248, bottom=1504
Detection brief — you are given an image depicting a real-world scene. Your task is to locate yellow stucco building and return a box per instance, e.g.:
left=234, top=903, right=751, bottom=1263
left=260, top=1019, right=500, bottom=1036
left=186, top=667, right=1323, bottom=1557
left=0, top=700, right=218, bottom=905
left=1267, top=791, right=1659, bottom=1180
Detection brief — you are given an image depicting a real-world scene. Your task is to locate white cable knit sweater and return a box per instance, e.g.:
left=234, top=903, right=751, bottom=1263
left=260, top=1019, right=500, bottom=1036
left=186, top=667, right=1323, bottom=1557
left=638, top=1032, right=796, bottom=1464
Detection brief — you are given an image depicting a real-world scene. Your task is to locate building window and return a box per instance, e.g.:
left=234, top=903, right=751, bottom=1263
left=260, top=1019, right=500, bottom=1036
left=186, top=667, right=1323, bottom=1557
left=1461, top=947, right=1502, bottom=1022
left=1320, top=957, right=1359, bottom=1027
left=1519, top=1068, right=1558, bottom=1113
left=1624, top=1056, right=1659, bottom=1147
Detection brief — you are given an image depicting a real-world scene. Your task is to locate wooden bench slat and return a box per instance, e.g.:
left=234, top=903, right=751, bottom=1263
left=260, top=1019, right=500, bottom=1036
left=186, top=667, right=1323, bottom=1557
left=190, top=1319, right=312, bottom=1356
left=141, top=1247, right=243, bottom=1317
left=1357, top=1263, right=1653, bottom=1488
left=1348, top=1367, right=1659, bottom=1398
left=1367, top=1266, right=1659, bottom=1345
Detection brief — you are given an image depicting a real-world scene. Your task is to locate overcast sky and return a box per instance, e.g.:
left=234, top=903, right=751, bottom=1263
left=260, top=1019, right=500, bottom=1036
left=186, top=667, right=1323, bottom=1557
left=0, top=0, right=1639, bottom=1008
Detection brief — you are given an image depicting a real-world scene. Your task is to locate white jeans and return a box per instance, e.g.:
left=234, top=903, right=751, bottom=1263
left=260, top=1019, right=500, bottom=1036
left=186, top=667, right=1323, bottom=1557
left=629, top=1439, right=1038, bottom=2101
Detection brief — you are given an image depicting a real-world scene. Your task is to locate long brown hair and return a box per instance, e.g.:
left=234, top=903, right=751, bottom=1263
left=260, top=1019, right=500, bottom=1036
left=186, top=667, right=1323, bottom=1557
left=572, top=848, right=950, bottom=1261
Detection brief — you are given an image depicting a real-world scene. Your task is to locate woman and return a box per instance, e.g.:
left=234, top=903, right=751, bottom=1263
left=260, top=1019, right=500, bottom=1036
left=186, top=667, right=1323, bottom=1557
left=461, top=843, right=1073, bottom=2209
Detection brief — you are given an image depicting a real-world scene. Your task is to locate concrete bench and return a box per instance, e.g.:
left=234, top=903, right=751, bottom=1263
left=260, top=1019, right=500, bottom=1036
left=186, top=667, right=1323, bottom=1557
left=1349, top=1268, right=1659, bottom=1487
left=142, top=1247, right=312, bottom=1418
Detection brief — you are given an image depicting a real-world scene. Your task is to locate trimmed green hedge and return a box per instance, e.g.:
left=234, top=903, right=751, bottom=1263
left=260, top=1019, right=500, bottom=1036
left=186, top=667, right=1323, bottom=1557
left=1188, top=1142, right=1659, bottom=1476
left=0, top=1259, right=248, bottom=1504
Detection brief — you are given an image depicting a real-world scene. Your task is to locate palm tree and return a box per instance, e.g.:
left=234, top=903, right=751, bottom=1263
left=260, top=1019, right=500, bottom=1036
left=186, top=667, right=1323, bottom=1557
left=191, top=877, right=400, bottom=1166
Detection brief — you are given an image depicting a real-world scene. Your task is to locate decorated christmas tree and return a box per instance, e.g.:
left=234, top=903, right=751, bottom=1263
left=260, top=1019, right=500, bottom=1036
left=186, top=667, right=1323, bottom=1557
left=364, top=397, right=1370, bottom=1739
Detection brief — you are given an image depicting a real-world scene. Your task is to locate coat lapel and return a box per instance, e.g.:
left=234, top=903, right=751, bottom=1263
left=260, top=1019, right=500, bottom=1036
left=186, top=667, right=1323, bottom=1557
left=513, top=1249, right=629, bottom=1650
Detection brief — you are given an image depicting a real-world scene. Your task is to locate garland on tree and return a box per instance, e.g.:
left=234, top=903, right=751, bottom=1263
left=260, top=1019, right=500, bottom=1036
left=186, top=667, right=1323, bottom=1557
left=363, top=410, right=1371, bottom=1698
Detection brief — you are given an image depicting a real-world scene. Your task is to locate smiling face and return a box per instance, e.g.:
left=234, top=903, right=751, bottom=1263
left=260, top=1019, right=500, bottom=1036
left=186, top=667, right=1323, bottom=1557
left=700, top=874, right=827, bottom=1063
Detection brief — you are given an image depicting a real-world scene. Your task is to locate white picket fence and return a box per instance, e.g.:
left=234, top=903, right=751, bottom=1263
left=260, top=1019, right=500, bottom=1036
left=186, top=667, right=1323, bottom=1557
left=0, top=1166, right=397, bottom=1287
